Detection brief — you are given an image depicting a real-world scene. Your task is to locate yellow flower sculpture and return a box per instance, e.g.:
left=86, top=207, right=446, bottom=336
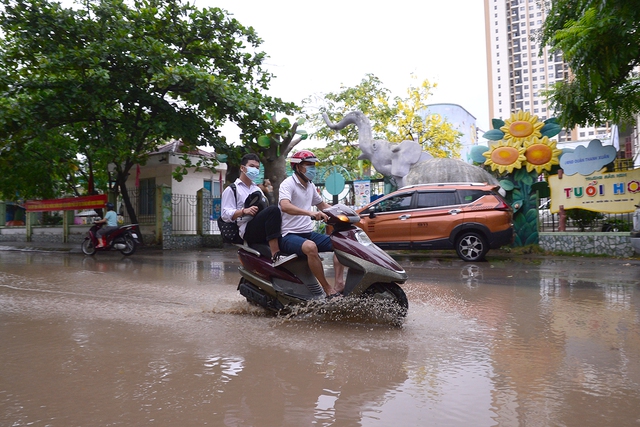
left=482, top=140, right=526, bottom=174
left=523, top=136, right=562, bottom=173
left=500, top=111, right=544, bottom=144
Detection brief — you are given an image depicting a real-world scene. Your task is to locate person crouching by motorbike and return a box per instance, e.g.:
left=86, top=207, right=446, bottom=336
left=95, top=202, right=118, bottom=248
left=221, top=153, right=295, bottom=266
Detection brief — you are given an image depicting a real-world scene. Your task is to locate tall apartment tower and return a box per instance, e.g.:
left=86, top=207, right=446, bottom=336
left=484, top=0, right=608, bottom=143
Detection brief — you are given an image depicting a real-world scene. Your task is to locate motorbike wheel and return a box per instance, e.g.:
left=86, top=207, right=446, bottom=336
left=119, top=234, right=137, bottom=256
left=455, top=231, right=488, bottom=262
left=362, top=282, right=409, bottom=323
left=81, top=238, right=97, bottom=256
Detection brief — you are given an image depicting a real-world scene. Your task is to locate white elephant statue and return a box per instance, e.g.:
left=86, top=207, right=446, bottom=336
left=322, top=111, right=431, bottom=188
left=323, top=111, right=499, bottom=188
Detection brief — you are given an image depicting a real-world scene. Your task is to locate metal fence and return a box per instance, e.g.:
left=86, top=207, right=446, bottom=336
left=122, top=188, right=221, bottom=235
left=121, top=187, right=157, bottom=225
left=539, top=211, right=634, bottom=232
left=171, top=193, right=198, bottom=234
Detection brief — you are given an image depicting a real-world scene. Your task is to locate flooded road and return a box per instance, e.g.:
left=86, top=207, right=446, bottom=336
left=1, top=248, right=639, bottom=427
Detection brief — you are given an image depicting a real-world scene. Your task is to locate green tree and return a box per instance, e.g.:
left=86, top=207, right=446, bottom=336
left=392, top=78, right=461, bottom=158
left=240, top=112, right=307, bottom=201
left=304, top=74, right=461, bottom=178
left=539, top=0, right=640, bottom=127
left=0, top=0, right=295, bottom=222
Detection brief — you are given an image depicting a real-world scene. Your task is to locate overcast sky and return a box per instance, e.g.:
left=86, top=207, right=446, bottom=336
left=198, top=0, right=490, bottom=142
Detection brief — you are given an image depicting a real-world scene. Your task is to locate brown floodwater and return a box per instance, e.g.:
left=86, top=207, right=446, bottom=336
left=1, top=248, right=639, bottom=427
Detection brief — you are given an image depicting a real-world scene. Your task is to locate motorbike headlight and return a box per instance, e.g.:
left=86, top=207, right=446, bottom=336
left=354, top=229, right=372, bottom=246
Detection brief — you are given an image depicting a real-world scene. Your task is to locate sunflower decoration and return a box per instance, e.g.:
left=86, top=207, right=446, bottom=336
left=482, top=139, right=526, bottom=174
left=523, top=136, right=562, bottom=174
left=467, top=110, right=564, bottom=248
left=471, top=110, right=563, bottom=172
left=500, top=111, right=544, bottom=144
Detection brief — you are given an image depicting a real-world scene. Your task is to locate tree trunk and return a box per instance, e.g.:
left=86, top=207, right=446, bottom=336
left=118, top=178, right=139, bottom=225
left=263, top=155, right=286, bottom=205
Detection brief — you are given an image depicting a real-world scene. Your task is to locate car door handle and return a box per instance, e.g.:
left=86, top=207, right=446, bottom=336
left=449, top=209, right=462, bottom=215
left=399, top=214, right=411, bottom=220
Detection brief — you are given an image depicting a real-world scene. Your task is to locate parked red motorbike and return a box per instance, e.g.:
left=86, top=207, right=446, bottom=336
left=81, top=221, right=141, bottom=256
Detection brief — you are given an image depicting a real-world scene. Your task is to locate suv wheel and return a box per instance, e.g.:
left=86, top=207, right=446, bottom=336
left=455, top=231, right=488, bottom=262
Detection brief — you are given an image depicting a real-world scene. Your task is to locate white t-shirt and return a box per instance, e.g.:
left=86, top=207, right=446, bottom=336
left=221, top=178, right=261, bottom=237
left=278, top=174, right=322, bottom=236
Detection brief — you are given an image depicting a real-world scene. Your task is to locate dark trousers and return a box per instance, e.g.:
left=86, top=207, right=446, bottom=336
left=244, top=205, right=281, bottom=244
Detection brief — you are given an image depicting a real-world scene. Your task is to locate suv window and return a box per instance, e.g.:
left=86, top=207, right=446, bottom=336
left=374, top=193, right=413, bottom=213
left=416, top=191, right=458, bottom=208
left=457, top=189, right=490, bottom=204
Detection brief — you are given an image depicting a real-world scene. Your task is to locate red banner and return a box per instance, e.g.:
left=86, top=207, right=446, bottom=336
left=25, top=194, right=108, bottom=212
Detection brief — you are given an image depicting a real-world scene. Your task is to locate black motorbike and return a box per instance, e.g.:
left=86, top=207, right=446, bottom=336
left=81, top=221, right=141, bottom=256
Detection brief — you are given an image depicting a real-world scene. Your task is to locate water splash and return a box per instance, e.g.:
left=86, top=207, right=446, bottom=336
left=277, top=297, right=406, bottom=327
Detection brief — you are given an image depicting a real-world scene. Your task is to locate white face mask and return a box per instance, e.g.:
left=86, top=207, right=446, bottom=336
left=244, top=166, right=261, bottom=183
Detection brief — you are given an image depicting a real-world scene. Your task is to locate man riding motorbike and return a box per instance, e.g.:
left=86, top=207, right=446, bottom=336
left=278, top=150, right=345, bottom=298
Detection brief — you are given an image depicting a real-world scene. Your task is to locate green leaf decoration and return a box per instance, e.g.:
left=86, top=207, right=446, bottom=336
left=513, top=168, right=531, bottom=182
left=524, top=232, right=539, bottom=246
left=514, top=235, right=523, bottom=247
left=531, top=181, right=550, bottom=198
left=296, top=129, right=308, bottom=137
left=544, top=117, right=558, bottom=124
left=470, top=145, right=489, bottom=163
left=520, top=172, right=534, bottom=186
left=514, top=212, right=527, bottom=227
left=483, top=129, right=505, bottom=140
left=296, top=117, right=306, bottom=125
left=492, top=118, right=505, bottom=129
left=519, top=222, right=534, bottom=236
left=499, top=179, right=515, bottom=191
left=540, top=123, right=562, bottom=138
left=257, top=135, right=271, bottom=147
left=525, top=208, right=538, bottom=222
left=512, top=199, right=524, bottom=212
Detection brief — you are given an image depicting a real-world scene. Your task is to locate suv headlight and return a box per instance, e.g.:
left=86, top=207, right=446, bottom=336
left=354, top=229, right=372, bottom=246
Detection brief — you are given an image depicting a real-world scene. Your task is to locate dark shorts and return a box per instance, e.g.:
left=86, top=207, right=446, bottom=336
left=97, top=225, right=118, bottom=237
left=279, top=232, right=333, bottom=258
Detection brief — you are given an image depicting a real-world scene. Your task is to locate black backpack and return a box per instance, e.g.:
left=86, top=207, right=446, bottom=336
left=217, top=184, right=243, bottom=244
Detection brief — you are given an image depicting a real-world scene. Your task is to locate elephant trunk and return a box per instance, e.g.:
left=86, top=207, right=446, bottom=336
left=322, top=111, right=373, bottom=153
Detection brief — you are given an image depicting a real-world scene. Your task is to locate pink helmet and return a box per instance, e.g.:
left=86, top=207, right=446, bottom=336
left=290, top=150, right=318, bottom=167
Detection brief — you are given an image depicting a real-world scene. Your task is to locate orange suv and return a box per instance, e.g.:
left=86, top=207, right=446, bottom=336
left=356, top=183, right=513, bottom=261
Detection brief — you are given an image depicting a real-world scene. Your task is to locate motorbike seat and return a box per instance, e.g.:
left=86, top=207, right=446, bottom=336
left=247, top=243, right=272, bottom=259
left=104, top=227, right=119, bottom=237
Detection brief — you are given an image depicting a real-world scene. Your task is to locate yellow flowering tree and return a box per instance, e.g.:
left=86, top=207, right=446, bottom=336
left=471, top=111, right=562, bottom=246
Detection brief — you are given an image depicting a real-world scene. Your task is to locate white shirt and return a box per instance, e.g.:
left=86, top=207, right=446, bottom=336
left=221, top=178, right=261, bottom=237
left=278, top=173, right=322, bottom=236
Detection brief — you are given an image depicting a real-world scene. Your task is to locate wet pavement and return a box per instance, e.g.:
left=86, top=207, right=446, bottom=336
left=1, top=243, right=640, bottom=426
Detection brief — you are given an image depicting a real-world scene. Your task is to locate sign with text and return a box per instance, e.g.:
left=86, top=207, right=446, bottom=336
left=25, top=194, right=108, bottom=212
left=559, top=139, right=618, bottom=176
left=548, top=168, right=640, bottom=213
left=354, top=180, right=371, bottom=208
